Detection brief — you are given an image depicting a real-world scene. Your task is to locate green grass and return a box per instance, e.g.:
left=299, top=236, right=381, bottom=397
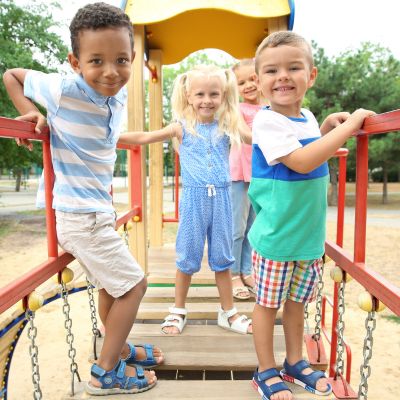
left=383, top=315, right=400, bottom=324
left=16, top=209, right=46, bottom=216
left=0, top=220, right=13, bottom=238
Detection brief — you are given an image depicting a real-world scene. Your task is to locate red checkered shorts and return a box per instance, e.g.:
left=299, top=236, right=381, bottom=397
left=252, top=250, right=323, bottom=308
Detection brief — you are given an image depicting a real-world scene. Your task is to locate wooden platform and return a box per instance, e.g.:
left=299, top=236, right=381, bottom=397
left=91, top=324, right=283, bottom=371
left=63, top=244, right=330, bottom=399
left=67, top=379, right=336, bottom=399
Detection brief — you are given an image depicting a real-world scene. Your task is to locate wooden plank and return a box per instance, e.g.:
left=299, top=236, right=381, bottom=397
left=136, top=302, right=257, bottom=320
left=148, top=49, right=164, bottom=247
left=91, top=325, right=281, bottom=371
left=65, top=379, right=336, bottom=399
left=142, top=286, right=254, bottom=303
left=128, top=24, right=147, bottom=270
left=147, top=273, right=215, bottom=285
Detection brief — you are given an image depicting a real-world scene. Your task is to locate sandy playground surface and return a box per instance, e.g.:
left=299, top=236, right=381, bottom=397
left=0, top=204, right=400, bottom=399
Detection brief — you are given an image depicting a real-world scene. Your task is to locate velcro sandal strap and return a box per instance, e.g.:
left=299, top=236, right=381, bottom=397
left=90, top=363, right=106, bottom=379
left=163, top=314, right=184, bottom=323
left=219, top=306, right=238, bottom=319
left=116, top=360, right=127, bottom=379
left=168, top=306, right=187, bottom=315
left=135, top=365, right=145, bottom=379
left=257, top=367, right=280, bottom=382
left=284, top=359, right=326, bottom=387
left=290, top=359, right=310, bottom=371
left=269, top=381, right=290, bottom=394
left=126, top=342, right=136, bottom=360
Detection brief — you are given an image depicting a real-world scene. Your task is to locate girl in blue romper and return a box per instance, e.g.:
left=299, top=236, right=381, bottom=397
left=161, top=65, right=253, bottom=335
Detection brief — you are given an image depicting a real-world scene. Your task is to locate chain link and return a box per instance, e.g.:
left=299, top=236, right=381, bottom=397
left=86, top=278, right=102, bottom=360
left=123, top=223, right=129, bottom=248
left=313, top=261, right=325, bottom=340
left=358, top=311, right=376, bottom=400
left=26, top=310, right=42, bottom=400
left=335, top=281, right=346, bottom=376
left=61, top=282, right=81, bottom=395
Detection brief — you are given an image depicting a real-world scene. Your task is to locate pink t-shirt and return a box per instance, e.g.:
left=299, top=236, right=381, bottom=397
left=229, top=102, right=261, bottom=182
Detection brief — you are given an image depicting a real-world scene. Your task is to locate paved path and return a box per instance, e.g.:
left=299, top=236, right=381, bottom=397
left=1, top=180, right=400, bottom=228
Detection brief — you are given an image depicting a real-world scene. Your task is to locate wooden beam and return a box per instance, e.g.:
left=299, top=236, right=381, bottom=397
left=127, top=25, right=148, bottom=271
left=148, top=49, right=164, bottom=247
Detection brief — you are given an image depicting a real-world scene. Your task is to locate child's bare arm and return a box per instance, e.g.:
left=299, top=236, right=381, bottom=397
left=278, top=108, right=375, bottom=174
left=118, top=122, right=182, bottom=145
left=3, top=68, right=47, bottom=149
left=3, top=69, right=39, bottom=115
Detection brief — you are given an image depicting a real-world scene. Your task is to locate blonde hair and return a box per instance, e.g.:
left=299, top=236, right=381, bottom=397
left=255, top=31, right=314, bottom=73
left=171, top=64, right=241, bottom=144
left=232, top=58, right=255, bottom=73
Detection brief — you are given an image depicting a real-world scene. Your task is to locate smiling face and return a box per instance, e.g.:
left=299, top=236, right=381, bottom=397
left=68, top=27, right=134, bottom=97
left=256, top=44, right=317, bottom=117
left=234, top=64, right=260, bottom=105
left=186, top=75, right=223, bottom=123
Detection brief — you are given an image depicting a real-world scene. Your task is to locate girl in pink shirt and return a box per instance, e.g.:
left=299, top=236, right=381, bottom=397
left=230, top=59, right=262, bottom=300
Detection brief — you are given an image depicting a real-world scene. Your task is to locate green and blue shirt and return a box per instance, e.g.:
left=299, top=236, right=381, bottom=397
left=248, top=107, right=329, bottom=261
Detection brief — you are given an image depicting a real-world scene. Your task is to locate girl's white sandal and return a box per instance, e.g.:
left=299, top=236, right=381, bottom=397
left=161, top=306, right=187, bottom=334
left=217, top=306, right=252, bottom=335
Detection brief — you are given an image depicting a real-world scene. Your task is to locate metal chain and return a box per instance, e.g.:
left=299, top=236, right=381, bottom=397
left=123, top=223, right=129, bottom=248
left=26, top=310, right=42, bottom=400
left=335, top=281, right=346, bottom=376
left=304, top=302, right=310, bottom=331
left=358, top=311, right=376, bottom=400
left=313, top=261, right=325, bottom=340
left=61, top=282, right=81, bottom=396
left=86, top=278, right=102, bottom=360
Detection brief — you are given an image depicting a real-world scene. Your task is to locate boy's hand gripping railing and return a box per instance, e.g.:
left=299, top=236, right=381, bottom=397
left=0, top=116, right=142, bottom=314
left=0, top=116, right=143, bottom=398
left=323, top=109, right=400, bottom=399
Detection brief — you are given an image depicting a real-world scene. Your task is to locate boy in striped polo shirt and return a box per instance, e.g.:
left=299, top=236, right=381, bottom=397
left=249, top=31, right=374, bottom=400
left=3, top=2, right=179, bottom=395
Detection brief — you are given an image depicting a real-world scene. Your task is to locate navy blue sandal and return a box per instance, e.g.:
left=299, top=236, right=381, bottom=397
left=252, top=367, right=292, bottom=400
left=86, top=359, right=156, bottom=395
left=280, top=359, right=332, bottom=396
left=123, top=343, right=161, bottom=368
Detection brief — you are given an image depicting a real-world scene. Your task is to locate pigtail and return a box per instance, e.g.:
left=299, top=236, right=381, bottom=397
left=171, top=72, right=197, bottom=135
left=218, top=69, right=241, bottom=145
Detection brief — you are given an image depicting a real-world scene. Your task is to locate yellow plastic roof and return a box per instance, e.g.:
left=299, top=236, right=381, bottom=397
left=125, top=0, right=291, bottom=64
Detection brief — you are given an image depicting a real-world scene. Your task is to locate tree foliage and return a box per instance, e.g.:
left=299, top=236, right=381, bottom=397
left=307, top=42, right=400, bottom=203
left=0, top=0, right=68, bottom=189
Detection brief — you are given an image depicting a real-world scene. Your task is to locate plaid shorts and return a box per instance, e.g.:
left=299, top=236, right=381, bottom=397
left=252, top=250, right=323, bottom=308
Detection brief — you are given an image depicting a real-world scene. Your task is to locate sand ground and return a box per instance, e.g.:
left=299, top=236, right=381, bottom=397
left=1, top=198, right=400, bottom=399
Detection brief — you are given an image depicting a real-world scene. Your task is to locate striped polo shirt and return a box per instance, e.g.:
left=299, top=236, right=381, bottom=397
left=24, top=71, right=126, bottom=213
left=248, top=107, right=329, bottom=261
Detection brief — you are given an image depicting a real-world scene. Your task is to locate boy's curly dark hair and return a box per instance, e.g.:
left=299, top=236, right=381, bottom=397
left=69, top=2, right=134, bottom=57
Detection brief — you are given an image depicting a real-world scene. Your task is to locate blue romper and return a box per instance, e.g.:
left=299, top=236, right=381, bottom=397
left=176, top=121, right=234, bottom=274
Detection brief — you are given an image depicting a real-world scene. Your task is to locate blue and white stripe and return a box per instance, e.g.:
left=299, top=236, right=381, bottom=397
left=24, top=71, right=126, bottom=213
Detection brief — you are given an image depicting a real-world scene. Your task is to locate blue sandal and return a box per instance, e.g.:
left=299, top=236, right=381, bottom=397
left=123, top=343, right=162, bottom=368
left=280, top=359, right=332, bottom=396
left=86, top=359, right=156, bottom=395
left=252, top=367, right=291, bottom=400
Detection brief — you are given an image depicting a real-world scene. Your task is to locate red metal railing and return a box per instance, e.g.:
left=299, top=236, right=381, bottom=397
left=1, top=110, right=400, bottom=395
left=0, top=117, right=142, bottom=314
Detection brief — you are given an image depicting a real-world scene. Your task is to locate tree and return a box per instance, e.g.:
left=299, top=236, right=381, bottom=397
left=307, top=42, right=400, bottom=204
left=0, top=0, right=68, bottom=190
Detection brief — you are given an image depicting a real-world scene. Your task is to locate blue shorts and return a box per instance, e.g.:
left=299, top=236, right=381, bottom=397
left=176, top=186, right=234, bottom=275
